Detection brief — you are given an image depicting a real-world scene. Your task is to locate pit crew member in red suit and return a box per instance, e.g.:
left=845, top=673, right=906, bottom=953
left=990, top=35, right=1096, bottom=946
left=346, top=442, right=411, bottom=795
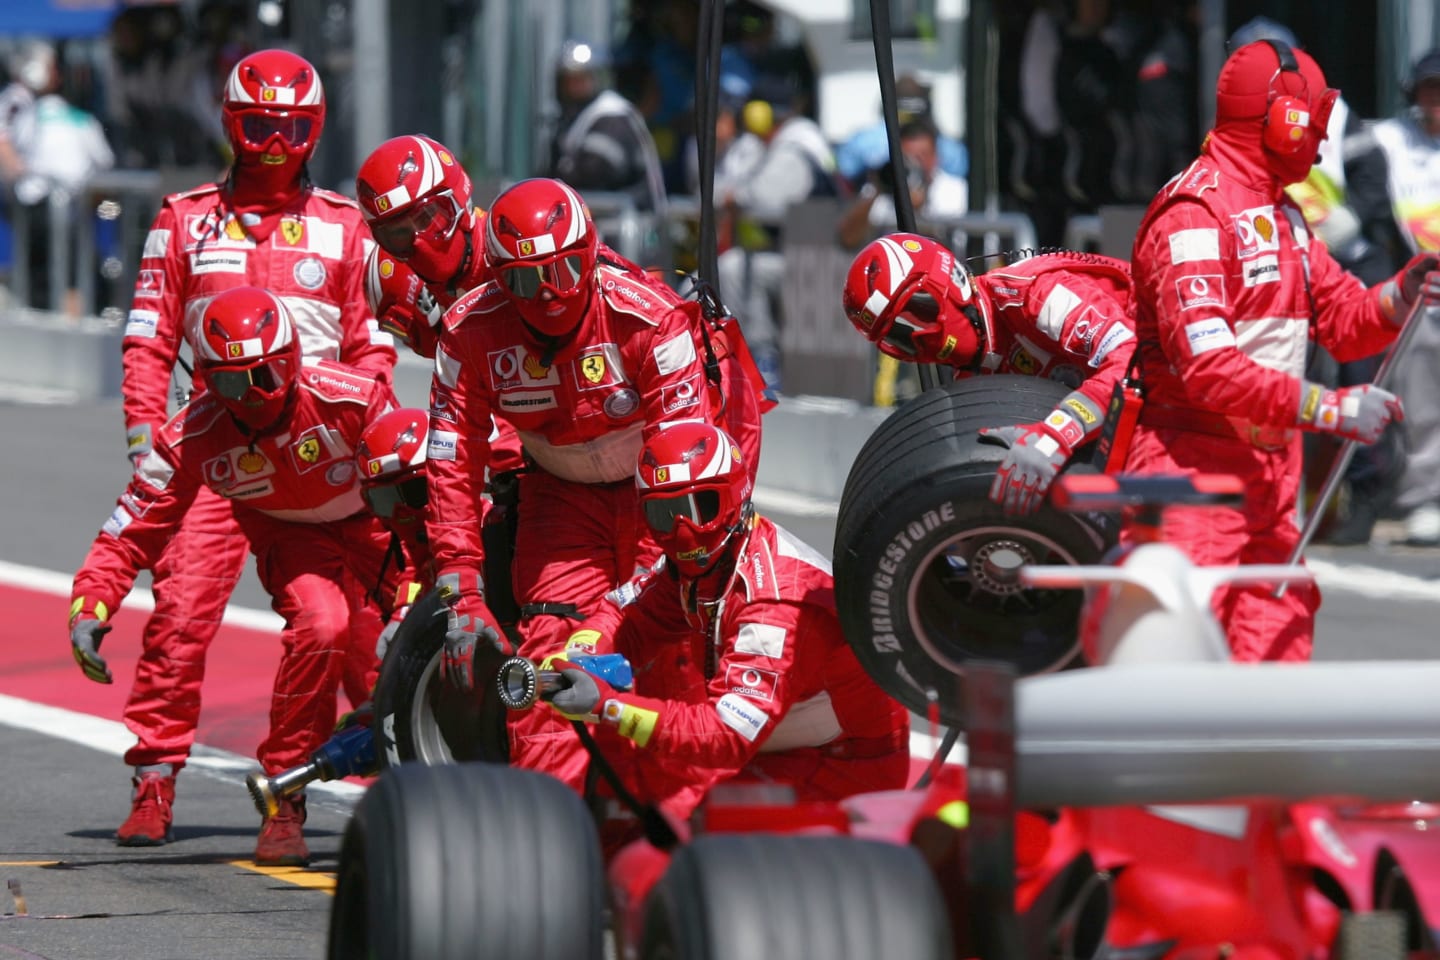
left=70, top=288, right=396, bottom=866
left=355, top=407, right=436, bottom=660
left=426, top=177, right=720, bottom=790
left=113, top=49, right=395, bottom=848
left=547, top=422, right=911, bottom=823
left=843, top=233, right=1137, bottom=515
left=1123, top=39, right=1431, bottom=661
left=356, top=134, right=766, bottom=483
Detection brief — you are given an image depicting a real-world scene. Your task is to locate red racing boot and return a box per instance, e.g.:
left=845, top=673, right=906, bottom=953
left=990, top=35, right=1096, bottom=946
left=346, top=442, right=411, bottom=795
left=115, top=767, right=176, bottom=847
left=254, top=794, right=309, bottom=867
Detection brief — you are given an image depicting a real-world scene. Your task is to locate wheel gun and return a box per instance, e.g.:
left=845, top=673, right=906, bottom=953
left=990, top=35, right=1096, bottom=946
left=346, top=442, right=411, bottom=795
left=245, top=708, right=378, bottom=818
left=495, top=653, right=634, bottom=710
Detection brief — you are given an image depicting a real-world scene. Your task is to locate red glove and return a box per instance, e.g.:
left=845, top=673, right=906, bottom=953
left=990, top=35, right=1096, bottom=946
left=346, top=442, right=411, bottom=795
left=1381, top=253, right=1440, bottom=321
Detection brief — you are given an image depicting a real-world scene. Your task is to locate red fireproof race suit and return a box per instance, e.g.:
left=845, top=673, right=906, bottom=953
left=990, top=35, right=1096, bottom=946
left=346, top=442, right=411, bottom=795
left=576, top=515, right=911, bottom=823
left=1122, top=145, right=1398, bottom=661
left=427, top=261, right=717, bottom=789
left=976, top=252, right=1136, bottom=413
left=74, top=362, right=397, bottom=774
left=118, top=183, right=395, bottom=770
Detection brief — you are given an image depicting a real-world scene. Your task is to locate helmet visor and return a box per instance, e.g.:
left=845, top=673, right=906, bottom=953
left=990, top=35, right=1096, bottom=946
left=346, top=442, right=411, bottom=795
left=238, top=112, right=315, bottom=150
left=362, top=475, right=429, bottom=519
left=500, top=254, right=587, bottom=299
left=208, top=357, right=290, bottom=401
left=881, top=290, right=942, bottom=357
left=643, top=490, right=721, bottom=535
left=371, top=191, right=463, bottom=260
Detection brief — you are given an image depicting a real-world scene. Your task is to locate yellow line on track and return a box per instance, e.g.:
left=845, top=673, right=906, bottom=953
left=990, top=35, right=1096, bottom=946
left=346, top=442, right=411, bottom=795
left=229, top=860, right=335, bottom=893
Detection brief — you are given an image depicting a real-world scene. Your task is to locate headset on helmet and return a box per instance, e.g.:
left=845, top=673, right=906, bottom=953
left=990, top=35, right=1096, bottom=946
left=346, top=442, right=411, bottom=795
left=356, top=408, right=430, bottom=523
left=195, top=287, right=300, bottom=432
left=636, top=422, right=753, bottom=580
left=1261, top=39, right=1315, bottom=156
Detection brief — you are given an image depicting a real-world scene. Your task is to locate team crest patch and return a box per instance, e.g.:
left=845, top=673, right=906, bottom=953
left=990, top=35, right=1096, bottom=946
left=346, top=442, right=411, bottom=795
left=655, top=467, right=670, bottom=484
left=519, top=239, right=534, bottom=256
left=228, top=343, right=244, bottom=358
left=1009, top=345, right=1040, bottom=376
left=582, top=354, right=606, bottom=384
left=281, top=217, right=304, bottom=245
left=297, top=437, right=320, bottom=463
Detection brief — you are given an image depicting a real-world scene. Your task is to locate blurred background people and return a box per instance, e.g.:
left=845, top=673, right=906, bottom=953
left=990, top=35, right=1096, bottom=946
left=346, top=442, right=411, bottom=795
left=835, top=73, right=968, bottom=192
left=837, top=117, right=968, bottom=250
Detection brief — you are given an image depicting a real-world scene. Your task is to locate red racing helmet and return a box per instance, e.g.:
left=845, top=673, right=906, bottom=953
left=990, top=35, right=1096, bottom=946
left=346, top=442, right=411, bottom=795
left=636, top=422, right=753, bottom=579
left=195, top=286, right=301, bottom=432
left=355, top=135, right=476, bottom=287
left=356, top=407, right=430, bottom=525
left=842, top=233, right=997, bottom=370
left=221, top=49, right=325, bottom=167
left=365, top=246, right=440, bottom=356
left=484, top=177, right=598, bottom=338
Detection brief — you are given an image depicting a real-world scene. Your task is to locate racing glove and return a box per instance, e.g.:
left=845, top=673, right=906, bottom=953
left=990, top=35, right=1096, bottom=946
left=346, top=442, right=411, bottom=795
left=68, top=597, right=114, bottom=685
left=544, top=658, right=658, bottom=747
left=375, top=615, right=402, bottom=662
left=1380, top=253, right=1440, bottom=322
left=1297, top=381, right=1404, bottom=445
left=979, top=394, right=1100, bottom=516
left=436, top=571, right=506, bottom=692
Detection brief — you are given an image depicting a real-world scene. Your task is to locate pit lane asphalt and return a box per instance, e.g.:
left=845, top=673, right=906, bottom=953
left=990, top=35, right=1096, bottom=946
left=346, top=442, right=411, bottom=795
left=3, top=399, right=1437, bottom=959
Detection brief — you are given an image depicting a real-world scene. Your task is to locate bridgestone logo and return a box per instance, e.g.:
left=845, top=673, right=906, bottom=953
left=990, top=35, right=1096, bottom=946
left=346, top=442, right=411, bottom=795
left=869, top=501, right=956, bottom=652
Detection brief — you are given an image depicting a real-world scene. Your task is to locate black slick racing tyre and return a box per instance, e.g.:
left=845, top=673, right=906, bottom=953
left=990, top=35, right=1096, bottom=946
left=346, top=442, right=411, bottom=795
left=834, top=375, right=1117, bottom=726
left=328, top=763, right=606, bottom=960
left=640, top=833, right=951, bottom=960
left=371, top=589, right=508, bottom=767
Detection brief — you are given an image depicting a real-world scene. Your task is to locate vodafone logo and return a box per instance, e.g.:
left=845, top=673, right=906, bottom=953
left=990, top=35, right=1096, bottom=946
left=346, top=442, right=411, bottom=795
left=1174, top=274, right=1225, bottom=312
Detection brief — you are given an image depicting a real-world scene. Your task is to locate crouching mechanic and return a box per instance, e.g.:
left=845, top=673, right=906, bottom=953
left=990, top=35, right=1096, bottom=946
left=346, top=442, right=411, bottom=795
left=68, top=287, right=396, bottom=866
left=842, top=233, right=1137, bottom=515
left=544, top=422, right=911, bottom=824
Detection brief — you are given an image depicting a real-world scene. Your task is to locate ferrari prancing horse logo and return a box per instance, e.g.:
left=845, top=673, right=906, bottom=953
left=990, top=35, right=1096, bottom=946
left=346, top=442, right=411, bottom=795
left=297, top=437, right=320, bottom=463
left=582, top=355, right=606, bottom=384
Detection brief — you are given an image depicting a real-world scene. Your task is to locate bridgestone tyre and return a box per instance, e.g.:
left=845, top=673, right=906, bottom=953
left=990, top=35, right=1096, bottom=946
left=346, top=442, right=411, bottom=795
left=328, top=763, right=606, bottom=960
left=372, top=589, right=508, bottom=768
left=640, top=834, right=952, bottom=960
left=834, top=375, right=1117, bottom=725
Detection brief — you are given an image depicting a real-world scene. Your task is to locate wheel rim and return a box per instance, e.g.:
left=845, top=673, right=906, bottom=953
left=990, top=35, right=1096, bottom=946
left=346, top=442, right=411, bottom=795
left=408, top=653, right=456, bottom=764
left=908, top=523, right=1082, bottom=677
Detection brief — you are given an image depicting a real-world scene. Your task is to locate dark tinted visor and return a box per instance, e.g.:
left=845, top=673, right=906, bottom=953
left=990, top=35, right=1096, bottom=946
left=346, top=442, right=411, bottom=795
left=500, top=255, right=586, bottom=299
left=643, top=490, right=720, bottom=534
left=362, top=474, right=429, bottom=519
left=239, top=112, right=315, bottom=149
left=209, top=359, right=287, bottom=400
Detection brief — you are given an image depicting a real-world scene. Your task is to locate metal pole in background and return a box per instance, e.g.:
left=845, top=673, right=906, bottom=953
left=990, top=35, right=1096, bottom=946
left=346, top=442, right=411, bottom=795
left=1197, top=0, right=1225, bottom=135
left=352, top=0, right=390, bottom=167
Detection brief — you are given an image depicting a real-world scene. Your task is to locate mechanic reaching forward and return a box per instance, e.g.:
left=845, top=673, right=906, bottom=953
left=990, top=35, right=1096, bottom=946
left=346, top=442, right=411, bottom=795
left=1122, top=39, right=1434, bottom=662
left=112, top=49, right=394, bottom=849
left=544, top=421, right=911, bottom=822
left=70, top=287, right=397, bottom=866
left=425, top=177, right=734, bottom=790
left=842, top=232, right=1136, bottom=515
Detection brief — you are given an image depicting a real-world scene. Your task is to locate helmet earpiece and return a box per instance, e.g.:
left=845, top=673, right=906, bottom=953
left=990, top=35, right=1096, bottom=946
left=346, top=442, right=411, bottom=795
left=1261, top=39, right=1311, bottom=155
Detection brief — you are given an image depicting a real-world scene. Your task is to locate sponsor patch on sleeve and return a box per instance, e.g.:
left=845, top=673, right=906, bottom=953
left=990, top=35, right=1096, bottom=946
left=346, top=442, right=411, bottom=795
left=435, top=346, right=461, bottom=388
left=1089, top=324, right=1134, bottom=367
left=726, top=664, right=779, bottom=702
left=652, top=332, right=697, bottom=375
left=1168, top=228, right=1220, bottom=264
left=101, top=505, right=133, bottom=538
left=1174, top=274, right=1226, bottom=311
left=124, top=309, right=160, bottom=339
left=660, top=375, right=702, bottom=414
left=141, top=228, right=170, bottom=260
left=426, top=429, right=458, bottom=461
left=734, top=622, right=787, bottom=659
left=1035, top=283, right=1081, bottom=341
left=716, top=693, right=769, bottom=742
left=1183, top=318, right=1236, bottom=356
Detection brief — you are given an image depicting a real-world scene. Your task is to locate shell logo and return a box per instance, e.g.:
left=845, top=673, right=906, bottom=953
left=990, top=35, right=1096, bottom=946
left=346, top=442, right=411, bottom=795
left=902, top=239, right=922, bottom=253
left=380, top=259, right=394, bottom=279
